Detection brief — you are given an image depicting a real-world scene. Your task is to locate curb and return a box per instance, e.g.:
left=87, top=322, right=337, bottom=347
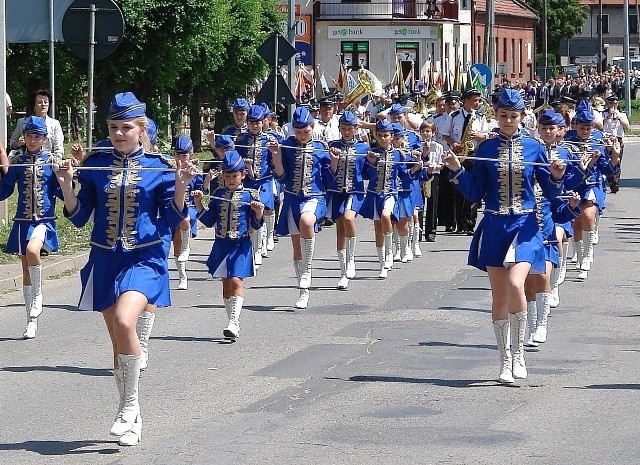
left=0, top=251, right=89, bottom=293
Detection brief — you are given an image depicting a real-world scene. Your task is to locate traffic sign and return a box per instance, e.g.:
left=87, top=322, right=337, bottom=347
left=469, top=63, right=493, bottom=88
left=257, top=34, right=298, bottom=67
left=574, top=55, right=599, bottom=65
left=62, top=0, right=124, bottom=61
left=255, top=74, right=296, bottom=105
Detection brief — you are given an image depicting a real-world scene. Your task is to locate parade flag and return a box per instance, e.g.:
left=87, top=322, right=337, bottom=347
left=453, top=58, right=461, bottom=91
left=347, top=71, right=358, bottom=92
left=336, top=62, right=348, bottom=94
left=320, top=72, right=330, bottom=94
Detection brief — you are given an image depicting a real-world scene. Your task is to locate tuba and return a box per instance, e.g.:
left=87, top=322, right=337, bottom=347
left=341, top=69, right=383, bottom=109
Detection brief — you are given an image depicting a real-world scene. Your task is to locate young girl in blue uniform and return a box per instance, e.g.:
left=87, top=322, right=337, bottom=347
left=443, top=89, right=567, bottom=384
left=269, top=106, right=338, bottom=309
left=327, top=110, right=369, bottom=290
left=194, top=151, right=264, bottom=340
left=361, top=120, right=423, bottom=278
left=172, top=135, right=204, bottom=290
left=235, top=104, right=275, bottom=267
left=0, top=116, right=63, bottom=339
left=58, top=92, right=195, bottom=446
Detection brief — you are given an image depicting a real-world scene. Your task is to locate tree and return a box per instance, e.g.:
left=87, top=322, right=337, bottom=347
left=525, top=0, right=588, bottom=55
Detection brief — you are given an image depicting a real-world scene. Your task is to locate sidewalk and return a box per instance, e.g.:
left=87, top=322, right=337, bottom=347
left=0, top=250, right=90, bottom=292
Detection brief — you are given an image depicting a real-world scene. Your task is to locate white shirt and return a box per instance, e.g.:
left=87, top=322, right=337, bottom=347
left=423, top=140, right=444, bottom=174
left=444, top=108, right=489, bottom=150
left=426, top=112, right=452, bottom=151
left=312, top=115, right=340, bottom=142
left=602, top=109, right=629, bottom=138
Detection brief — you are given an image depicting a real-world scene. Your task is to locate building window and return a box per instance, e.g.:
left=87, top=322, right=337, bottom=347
left=463, top=43, right=468, bottom=68
left=476, top=36, right=482, bottom=62
left=503, top=38, right=507, bottom=62
left=341, top=42, right=369, bottom=70
left=461, top=0, right=468, bottom=8
left=511, top=38, right=515, bottom=74
left=597, top=14, right=609, bottom=34
left=519, top=39, right=523, bottom=73
left=631, top=14, right=638, bottom=34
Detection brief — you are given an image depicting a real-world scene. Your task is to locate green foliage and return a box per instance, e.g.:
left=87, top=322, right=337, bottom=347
left=525, top=0, right=588, bottom=53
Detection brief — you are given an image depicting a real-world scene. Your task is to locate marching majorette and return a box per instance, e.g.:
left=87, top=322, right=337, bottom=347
left=0, top=116, right=63, bottom=339
left=269, top=107, right=338, bottom=309
left=194, top=150, right=264, bottom=341
left=361, top=120, right=423, bottom=278
left=236, top=104, right=276, bottom=268
left=443, top=88, right=566, bottom=384
left=564, top=101, right=620, bottom=280
left=327, top=110, right=369, bottom=290
left=172, top=135, right=204, bottom=290
left=58, top=92, right=195, bottom=446
left=221, top=98, right=249, bottom=137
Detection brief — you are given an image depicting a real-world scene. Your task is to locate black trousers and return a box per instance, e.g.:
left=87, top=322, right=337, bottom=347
left=453, top=160, right=478, bottom=233
left=438, top=167, right=456, bottom=229
left=424, top=173, right=440, bottom=235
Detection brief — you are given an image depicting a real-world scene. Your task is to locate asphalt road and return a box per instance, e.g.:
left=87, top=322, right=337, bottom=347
left=1, top=140, right=640, bottom=464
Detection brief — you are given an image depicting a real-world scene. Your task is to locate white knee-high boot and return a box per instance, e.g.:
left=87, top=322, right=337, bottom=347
left=224, top=295, right=243, bottom=340
left=557, top=241, right=569, bottom=285
left=524, top=300, right=538, bottom=347
left=337, top=249, right=349, bottom=290
left=532, top=292, right=550, bottom=343
left=549, top=266, right=560, bottom=308
left=405, top=225, right=414, bottom=261
left=28, top=265, right=43, bottom=318
left=510, top=311, right=528, bottom=379
left=294, top=260, right=310, bottom=309
left=252, top=230, right=262, bottom=266
left=575, top=239, right=584, bottom=270
left=22, top=285, right=36, bottom=339
left=265, top=215, right=276, bottom=251
left=399, top=235, right=409, bottom=263
left=177, top=228, right=190, bottom=262
left=175, top=257, right=188, bottom=290
left=299, top=237, right=315, bottom=289
left=384, top=232, right=393, bottom=269
left=346, top=236, right=357, bottom=279
left=111, top=354, right=142, bottom=446
left=136, top=311, right=156, bottom=371
left=493, top=319, right=514, bottom=384
left=377, top=247, right=387, bottom=279
left=582, top=230, right=593, bottom=271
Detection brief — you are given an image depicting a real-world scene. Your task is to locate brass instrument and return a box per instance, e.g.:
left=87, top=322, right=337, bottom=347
left=459, top=112, right=477, bottom=157
left=477, top=97, right=494, bottom=121
left=533, top=97, right=550, bottom=115
left=341, top=69, right=383, bottom=109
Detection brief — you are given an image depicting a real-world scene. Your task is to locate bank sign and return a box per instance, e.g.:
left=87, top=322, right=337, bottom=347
left=328, top=26, right=437, bottom=39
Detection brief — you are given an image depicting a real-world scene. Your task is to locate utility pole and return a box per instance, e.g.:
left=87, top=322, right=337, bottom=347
left=484, top=0, right=495, bottom=71
left=598, top=0, right=603, bottom=73
left=543, top=0, right=548, bottom=78
left=624, top=0, right=632, bottom=116
left=287, top=0, right=296, bottom=116
left=0, top=0, right=6, bottom=225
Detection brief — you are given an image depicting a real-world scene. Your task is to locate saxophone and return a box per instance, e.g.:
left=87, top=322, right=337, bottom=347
left=459, top=111, right=476, bottom=157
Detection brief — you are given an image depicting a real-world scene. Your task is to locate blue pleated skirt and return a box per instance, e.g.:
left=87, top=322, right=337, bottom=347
left=360, top=193, right=397, bottom=220
left=468, top=212, right=546, bottom=273
left=207, top=236, right=255, bottom=279
left=276, top=193, right=326, bottom=236
left=395, top=190, right=415, bottom=220
left=327, top=191, right=364, bottom=220
left=410, top=179, right=424, bottom=210
left=6, top=220, right=59, bottom=254
left=78, top=244, right=171, bottom=312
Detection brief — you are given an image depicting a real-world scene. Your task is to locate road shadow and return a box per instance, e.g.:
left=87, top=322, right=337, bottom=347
left=243, top=305, right=294, bottom=313
left=0, top=439, right=119, bottom=455
left=150, top=335, right=231, bottom=344
left=339, top=374, right=508, bottom=388
left=0, top=336, right=25, bottom=342
left=437, top=305, right=491, bottom=314
left=418, top=341, right=496, bottom=350
left=619, top=178, right=640, bottom=188
left=565, top=383, right=640, bottom=390
left=0, top=365, right=112, bottom=377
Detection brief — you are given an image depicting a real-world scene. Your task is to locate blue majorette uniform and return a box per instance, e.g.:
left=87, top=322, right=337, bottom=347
left=391, top=123, right=421, bottom=220
left=235, top=106, right=275, bottom=211
left=197, top=184, right=263, bottom=278
left=0, top=147, right=62, bottom=255
left=65, top=94, right=188, bottom=312
left=360, top=146, right=406, bottom=221
left=275, top=138, right=334, bottom=236
left=326, top=128, right=368, bottom=220
left=221, top=97, right=249, bottom=137
left=448, top=90, right=564, bottom=274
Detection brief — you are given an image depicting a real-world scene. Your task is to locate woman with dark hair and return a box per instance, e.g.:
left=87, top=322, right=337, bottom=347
left=10, top=89, right=64, bottom=157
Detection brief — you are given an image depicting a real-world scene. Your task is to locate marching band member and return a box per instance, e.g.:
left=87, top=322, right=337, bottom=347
left=313, top=97, right=340, bottom=142
left=601, top=95, right=629, bottom=193
left=564, top=102, right=620, bottom=280
left=0, top=116, right=63, bottom=339
left=269, top=107, right=338, bottom=309
left=443, top=88, right=490, bottom=235
left=361, top=120, right=422, bottom=278
left=221, top=98, right=249, bottom=137
left=236, top=105, right=276, bottom=267
left=171, top=135, right=203, bottom=290
left=327, top=111, right=369, bottom=289
left=419, top=121, right=444, bottom=242
left=442, top=88, right=566, bottom=384
left=58, top=92, right=195, bottom=446
left=194, top=151, right=264, bottom=341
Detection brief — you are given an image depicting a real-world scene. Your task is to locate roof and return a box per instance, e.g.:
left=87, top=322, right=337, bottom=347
left=474, top=0, right=538, bottom=19
left=579, top=0, right=625, bottom=5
